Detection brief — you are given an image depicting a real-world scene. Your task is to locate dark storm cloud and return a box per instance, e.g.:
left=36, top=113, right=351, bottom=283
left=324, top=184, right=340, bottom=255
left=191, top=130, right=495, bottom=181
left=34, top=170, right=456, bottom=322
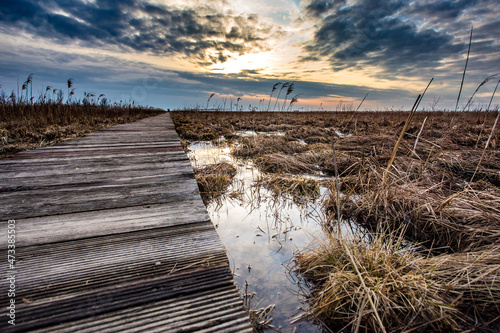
left=0, top=0, right=278, bottom=65
left=300, top=0, right=500, bottom=77
left=407, top=0, right=477, bottom=20
left=303, top=0, right=345, bottom=17
left=301, top=0, right=464, bottom=74
left=406, top=0, right=500, bottom=80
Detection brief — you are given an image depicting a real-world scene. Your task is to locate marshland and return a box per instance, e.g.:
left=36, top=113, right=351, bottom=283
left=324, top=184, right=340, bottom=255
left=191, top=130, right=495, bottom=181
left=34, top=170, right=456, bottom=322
left=0, top=76, right=163, bottom=158
left=171, top=109, right=500, bottom=332
left=2, top=75, right=499, bottom=331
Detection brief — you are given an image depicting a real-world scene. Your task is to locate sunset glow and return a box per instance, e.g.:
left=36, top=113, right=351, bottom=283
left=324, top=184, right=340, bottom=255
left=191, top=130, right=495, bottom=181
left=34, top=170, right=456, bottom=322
left=0, top=0, right=499, bottom=110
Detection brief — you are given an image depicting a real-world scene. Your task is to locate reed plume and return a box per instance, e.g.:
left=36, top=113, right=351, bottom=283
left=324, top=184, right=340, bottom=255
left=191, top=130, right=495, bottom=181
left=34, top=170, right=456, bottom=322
left=267, top=82, right=281, bottom=111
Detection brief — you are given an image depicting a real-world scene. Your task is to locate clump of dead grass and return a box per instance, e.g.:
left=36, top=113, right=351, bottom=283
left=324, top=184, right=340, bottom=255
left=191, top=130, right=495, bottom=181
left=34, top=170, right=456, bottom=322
left=425, top=247, right=500, bottom=322
left=255, top=153, right=316, bottom=174
left=341, top=170, right=500, bottom=252
left=233, top=135, right=306, bottom=158
left=294, top=231, right=460, bottom=332
left=294, top=231, right=500, bottom=332
left=257, top=174, right=320, bottom=203
left=194, top=162, right=237, bottom=204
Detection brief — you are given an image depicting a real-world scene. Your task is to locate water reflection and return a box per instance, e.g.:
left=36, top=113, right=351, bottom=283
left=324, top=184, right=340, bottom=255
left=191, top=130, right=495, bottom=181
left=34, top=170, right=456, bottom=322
left=188, top=141, right=325, bottom=332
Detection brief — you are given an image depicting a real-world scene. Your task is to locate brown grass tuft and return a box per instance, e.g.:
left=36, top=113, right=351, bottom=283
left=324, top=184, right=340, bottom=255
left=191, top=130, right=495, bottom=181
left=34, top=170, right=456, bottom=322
left=294, top=232, right=500, bottom=332
left=294, top=232, right=460, bottom=332
left=194, top=162, right=237, bottom=204
left=257, top=174, right=320, bottom=203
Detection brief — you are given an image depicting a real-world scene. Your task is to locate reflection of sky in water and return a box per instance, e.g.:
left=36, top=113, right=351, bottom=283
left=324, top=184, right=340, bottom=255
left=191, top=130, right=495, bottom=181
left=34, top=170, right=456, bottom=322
left=234, top=130, right=286, bottom=137
left=188, top=141, right=325, bottom=332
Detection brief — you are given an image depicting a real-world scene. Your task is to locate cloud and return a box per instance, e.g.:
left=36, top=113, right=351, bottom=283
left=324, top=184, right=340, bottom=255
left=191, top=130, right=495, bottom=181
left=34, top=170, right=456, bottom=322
left=301, top=0, right=464, bottom=74
left=303, top=0, right=345, bottom=17
left=0, top=0, right=280, bottom=66
left=407, top=0, right=478, bottom=21
left=299, top=0, right=500, bottom=79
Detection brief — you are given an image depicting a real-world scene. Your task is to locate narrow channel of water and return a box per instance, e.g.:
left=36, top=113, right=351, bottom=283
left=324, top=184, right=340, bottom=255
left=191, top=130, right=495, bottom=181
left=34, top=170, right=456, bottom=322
left=187, top=141, right=327, bottom=332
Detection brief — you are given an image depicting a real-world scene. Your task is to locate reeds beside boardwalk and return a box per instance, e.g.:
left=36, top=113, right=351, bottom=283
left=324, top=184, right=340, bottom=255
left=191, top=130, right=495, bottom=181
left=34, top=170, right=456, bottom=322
left=0, top=99, right=163, bottom=157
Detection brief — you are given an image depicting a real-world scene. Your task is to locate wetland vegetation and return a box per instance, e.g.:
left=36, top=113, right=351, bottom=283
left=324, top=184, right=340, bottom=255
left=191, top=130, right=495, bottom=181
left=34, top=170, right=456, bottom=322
left=0, top=76, right=163, bottom=158
left=172, top=109, right=500, bottom=332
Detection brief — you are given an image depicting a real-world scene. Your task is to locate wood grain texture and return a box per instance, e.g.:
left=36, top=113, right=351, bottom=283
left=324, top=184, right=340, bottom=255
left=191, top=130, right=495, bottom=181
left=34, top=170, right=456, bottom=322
left=0, top=113, right=251, bottom=332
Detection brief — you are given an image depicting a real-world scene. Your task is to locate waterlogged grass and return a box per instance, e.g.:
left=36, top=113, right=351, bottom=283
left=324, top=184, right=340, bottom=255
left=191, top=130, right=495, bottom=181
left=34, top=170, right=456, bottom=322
left=172, top=110, right=500, bottom=332
left=256, top=175, right=320, bottom=204
left=194, top=162, right=237, bottom=204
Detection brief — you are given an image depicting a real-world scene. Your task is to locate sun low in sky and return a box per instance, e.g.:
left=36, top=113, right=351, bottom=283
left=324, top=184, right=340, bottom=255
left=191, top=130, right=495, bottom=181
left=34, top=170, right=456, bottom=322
left=0, top=0, right=499, bottom=111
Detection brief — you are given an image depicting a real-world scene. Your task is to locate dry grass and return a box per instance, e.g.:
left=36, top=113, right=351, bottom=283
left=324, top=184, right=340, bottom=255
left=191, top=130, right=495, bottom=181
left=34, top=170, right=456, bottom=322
left=194, top=162, right=237, bottom=204
left=425, top=247, right=500, bottom=322
left=233, top=135, right=306, bottom=158
left=294, top=231, right=500, bottom=332
left=257, top=174, right=320, bottom=203
left=255, top=153, right=317, bottom=174
left=333, top=164, right=500, bottom=252
left=294, top=232, right=460, bottom=333
left=0, top=102, right=163, bottom=157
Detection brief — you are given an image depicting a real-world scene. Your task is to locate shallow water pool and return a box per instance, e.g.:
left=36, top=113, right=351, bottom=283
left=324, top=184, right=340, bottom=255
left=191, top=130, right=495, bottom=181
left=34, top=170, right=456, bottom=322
left=187, top=141, right=328, bottom=332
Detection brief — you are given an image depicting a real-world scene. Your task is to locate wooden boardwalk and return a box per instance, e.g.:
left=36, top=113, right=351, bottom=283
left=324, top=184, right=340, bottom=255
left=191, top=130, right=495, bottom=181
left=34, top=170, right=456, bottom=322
left=0, top=113, right=253, bottom=332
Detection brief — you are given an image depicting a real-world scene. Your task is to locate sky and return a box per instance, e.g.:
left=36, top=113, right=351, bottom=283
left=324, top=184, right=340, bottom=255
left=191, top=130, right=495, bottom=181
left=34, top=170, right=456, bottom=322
left=0, top=0, right=499, bottom=111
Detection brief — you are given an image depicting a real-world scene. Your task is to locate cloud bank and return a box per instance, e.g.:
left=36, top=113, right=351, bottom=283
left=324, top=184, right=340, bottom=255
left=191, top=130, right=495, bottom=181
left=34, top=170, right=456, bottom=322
left=0, top=0, right=280, bottom=66
left=300, top=0, right=500, bottom=78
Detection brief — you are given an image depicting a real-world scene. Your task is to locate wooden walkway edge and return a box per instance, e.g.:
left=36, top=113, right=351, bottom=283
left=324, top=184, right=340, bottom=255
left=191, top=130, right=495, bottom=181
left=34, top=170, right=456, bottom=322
left=0, top=113, right=253, bottom=332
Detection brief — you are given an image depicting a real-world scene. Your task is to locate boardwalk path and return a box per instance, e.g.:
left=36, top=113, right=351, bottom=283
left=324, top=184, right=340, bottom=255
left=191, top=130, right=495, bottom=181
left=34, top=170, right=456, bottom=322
left=0, top=113, right=253, bottom=332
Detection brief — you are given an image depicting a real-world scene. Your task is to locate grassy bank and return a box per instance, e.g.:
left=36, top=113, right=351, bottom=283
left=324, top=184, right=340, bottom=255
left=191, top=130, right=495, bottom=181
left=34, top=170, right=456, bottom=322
left=0, top=101, right=164, bottom=157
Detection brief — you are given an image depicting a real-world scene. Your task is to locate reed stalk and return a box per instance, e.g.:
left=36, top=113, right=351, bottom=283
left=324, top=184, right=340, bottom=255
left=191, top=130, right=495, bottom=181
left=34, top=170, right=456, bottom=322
left=462, top=74, right=499, bottom=111
left=383, top=78, right=433, bottom=184
left=456, top=27, right=473, bottom=111
left=487, top=79, right=500, bottom=111
left=267, top=82, right=281, bottom=111
left=332, top=141, right=342, bottom=235
left=413, top=116, right=428, bottom=152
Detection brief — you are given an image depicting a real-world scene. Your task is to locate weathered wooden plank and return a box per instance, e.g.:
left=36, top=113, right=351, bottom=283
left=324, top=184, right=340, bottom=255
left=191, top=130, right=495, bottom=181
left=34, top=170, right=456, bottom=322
left=0, top=150, right=187, bottom=169
left=32, top=287, right=253, bottom=333
left=6, top=224, right=225, bottom=297
left=0, top=174, right=200, bottom=219
left=0, top=156, right=189, bottom=178
left=36, top=142, right=179, bottom=149
left=4, top=145, right=184, bottom=160
left=0, top=200, right=210, bottom=247
left=102, top=126, right=176, bottom=131
left=0, top=161, right=194, bottom=191
left=2, top=266, right=236, bottom=332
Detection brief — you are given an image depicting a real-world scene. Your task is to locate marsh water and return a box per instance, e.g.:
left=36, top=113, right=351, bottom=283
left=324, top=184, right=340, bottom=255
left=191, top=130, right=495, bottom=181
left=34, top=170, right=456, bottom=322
left=187, top=139, right=332, bottom=332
